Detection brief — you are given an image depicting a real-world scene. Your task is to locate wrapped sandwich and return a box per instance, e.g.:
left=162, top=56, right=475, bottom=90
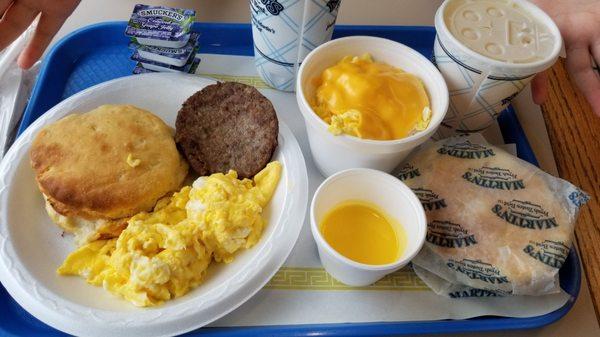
left=394, top=134, right=589, bottom=296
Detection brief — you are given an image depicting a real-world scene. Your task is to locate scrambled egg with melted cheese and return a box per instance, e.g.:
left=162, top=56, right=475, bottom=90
left=58, top=161, right=282, bottom=307
left=311, top=54, right=431, bottom=140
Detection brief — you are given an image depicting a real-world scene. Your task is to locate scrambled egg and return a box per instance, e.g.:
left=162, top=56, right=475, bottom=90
left=311, top=54, right=431, bottom=140
left=187, top=162, right=282, bottom=263
left=58, top=161, right=282, bottom=307
left=44, top=195, right=124, bottom=246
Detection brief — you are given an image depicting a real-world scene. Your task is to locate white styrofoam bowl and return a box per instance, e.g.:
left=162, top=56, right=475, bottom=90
left=310, top=168, right=427, bottom=286
left=0, top=73, right=308, bottom=337
left=296, top=36, right=449, bottom=177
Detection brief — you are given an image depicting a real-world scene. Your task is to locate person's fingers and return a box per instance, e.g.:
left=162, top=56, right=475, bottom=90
left=17, top=13, right=67, bottom=69
left=591, top=42, right=600, bottom=117
left=531, top=71, right=549, bottom=105
left=566, top=44, right=600, bottom=117
left=591, top=40, right=600, bottom=77
left=0, top=2, right=39, bottom=51
left=0, top=0, right=13, bottom=18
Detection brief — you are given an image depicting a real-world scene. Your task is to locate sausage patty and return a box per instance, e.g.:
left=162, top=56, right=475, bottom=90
left=175, top=82, right=279, bottom=179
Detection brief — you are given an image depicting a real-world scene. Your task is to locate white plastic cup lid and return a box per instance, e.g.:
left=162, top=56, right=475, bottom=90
left=444, top=0, right=556, bottom=64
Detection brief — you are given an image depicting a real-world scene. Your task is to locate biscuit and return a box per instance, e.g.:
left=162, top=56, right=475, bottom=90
left=30, top=104, right=189, bottom=221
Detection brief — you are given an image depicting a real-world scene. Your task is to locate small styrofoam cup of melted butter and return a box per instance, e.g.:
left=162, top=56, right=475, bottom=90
left=310, top=168, right=427, bottom=286
left=296, top=36, right=449, bottom=177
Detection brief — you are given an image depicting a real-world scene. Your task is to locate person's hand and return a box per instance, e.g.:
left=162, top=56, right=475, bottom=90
left=531, top=0, right=600, bottom=116
left=0, top=0, right=80, bottom=69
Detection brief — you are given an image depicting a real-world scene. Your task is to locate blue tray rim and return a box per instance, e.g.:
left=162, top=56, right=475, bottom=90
left=11, top=21, right=581, bottom=336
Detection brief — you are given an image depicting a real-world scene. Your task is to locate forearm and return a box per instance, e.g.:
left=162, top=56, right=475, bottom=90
left=526, top=0, right=600, bottom=116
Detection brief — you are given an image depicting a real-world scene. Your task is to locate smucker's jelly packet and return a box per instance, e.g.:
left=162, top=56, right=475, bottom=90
left=394, top=133, right=589, bottom=297
left=132, top=51, right=200, bottom=73
left=132, top=63, right=156, bottom=75
left=129, top=32, right=200, bottom=67
left=125, top=4, right=196, bottom=48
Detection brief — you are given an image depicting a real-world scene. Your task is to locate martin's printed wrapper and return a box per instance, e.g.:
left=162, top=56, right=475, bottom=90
left=129, top=32, right=199, bottom=67
left=412, top=264, right=506, bottom=298
left=126, top=4, right=196, bottom=48
left=250, top=0, right=341, bottom=91
left=394, top=134, right=589, bottom=296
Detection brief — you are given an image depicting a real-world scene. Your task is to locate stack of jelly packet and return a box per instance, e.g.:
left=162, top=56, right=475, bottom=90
left=125, top=4, right=200, bottom=75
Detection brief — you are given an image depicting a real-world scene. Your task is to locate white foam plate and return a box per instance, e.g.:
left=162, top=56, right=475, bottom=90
left=0, top=73, right=308, bottom=337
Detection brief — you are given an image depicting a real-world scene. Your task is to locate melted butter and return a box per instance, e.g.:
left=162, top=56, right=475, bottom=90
left=319, top=200, right=406, bottom=265
left=311, top=54, right=431, bottom=140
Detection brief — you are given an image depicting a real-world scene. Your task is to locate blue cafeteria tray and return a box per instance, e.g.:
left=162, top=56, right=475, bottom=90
left=6, top=22, right=580, bottom=336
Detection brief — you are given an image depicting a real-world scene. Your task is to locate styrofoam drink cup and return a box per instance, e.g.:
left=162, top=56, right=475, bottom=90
left=296, top=36, right=449, bottom=177
left=250, top=0, right=342, bottom=92
left=433, top=0, right=562, bottom=137
left=310, top=168, right=427, bottom=286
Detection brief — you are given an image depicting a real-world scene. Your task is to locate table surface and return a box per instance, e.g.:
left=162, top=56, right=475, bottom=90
left=25, top=1, right=600, bottom=336
left=543, top=59, right=600, bottom=319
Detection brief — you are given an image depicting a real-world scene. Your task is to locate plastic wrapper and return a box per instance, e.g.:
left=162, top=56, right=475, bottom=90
left=394, top=134, right=589, bottom=296
left=412, top=264, right=506, bottom=298
left=0, top=23, right=39, bottom=158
